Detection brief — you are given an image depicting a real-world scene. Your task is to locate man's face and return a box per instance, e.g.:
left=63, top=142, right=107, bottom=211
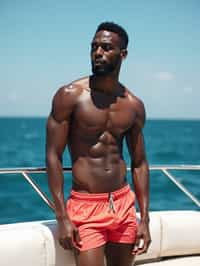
left=91, top=30, right=125, bottom=76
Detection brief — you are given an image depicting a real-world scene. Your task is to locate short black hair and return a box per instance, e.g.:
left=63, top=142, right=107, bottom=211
left=95, top=22, right=129, bottom=49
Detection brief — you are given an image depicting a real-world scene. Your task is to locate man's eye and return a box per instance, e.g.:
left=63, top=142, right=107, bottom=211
left=102, top=44, right=112, bottom=51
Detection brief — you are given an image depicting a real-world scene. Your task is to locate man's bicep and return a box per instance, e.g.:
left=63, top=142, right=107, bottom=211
left=46, top=114, right=69, bottom=157
left=126, top=126, right=146, bottom=167
left=46, top=85, right=76, bottom=156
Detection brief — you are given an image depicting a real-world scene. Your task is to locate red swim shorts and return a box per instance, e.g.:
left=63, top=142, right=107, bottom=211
left=66, top=184, right=137, bottom=251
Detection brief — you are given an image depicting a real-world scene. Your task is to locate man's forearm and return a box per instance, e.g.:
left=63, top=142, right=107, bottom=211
left=46, top=154, right=68, bottom=220
left=132, top=160, right=150, bottom=223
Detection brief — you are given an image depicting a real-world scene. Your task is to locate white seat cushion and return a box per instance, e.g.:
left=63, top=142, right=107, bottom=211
left=160, top=211, right=200, bottom=257
left=0, top=223, right=55, bottom=266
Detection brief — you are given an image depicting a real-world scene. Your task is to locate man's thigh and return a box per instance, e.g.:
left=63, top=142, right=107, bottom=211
left=74, top=245, right=105, bottom=266
left=105, top=242, right=135, bottom=266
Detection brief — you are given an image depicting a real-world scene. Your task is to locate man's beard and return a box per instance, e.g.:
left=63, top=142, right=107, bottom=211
left=92, top=63, right=115, bottom=76
left=91, top=56, right=121, bottom=76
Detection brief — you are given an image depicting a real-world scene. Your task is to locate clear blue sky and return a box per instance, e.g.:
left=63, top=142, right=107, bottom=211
left=1, top=0, right=200, bottom=119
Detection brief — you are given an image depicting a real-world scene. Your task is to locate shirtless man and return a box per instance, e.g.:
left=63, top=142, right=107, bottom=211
left=46, top=22, right=151, bottom=266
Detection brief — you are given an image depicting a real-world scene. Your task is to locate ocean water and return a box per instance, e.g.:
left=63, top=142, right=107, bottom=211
left=0, top=118, right=199, bottom=224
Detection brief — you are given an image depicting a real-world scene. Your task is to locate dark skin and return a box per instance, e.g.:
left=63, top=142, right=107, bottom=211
left=46, top=30, right=151, bottom=266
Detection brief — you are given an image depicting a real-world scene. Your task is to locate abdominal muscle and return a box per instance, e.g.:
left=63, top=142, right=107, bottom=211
left=71, top=141, right=127, bottom=193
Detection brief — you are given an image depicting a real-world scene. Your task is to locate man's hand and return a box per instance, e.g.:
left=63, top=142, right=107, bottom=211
left=132, top=221, right=151, bottom=255
left=57, top=219, right=82, bottom=250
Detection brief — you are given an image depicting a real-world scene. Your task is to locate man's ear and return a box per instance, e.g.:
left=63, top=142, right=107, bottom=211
left=120, top=49, right=128, bottom=60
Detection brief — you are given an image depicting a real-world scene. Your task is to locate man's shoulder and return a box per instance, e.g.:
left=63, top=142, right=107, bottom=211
left=51, top=77, right=89, bottom=122
left=55, top=76, right=89, bottom=101
left=124, top=88, right=144, bottom=111
left=124, top=87, right=146, bottom=127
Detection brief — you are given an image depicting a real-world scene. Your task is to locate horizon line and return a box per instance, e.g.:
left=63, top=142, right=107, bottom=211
left=0, top=116, right=200, bottom=121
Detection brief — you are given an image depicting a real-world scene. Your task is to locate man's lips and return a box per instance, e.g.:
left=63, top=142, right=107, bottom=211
left=94, top=60, right=105, bottom=65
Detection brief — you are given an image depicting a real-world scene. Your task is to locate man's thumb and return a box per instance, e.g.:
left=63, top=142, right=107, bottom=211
left=74, top=228, right=82, bottom=246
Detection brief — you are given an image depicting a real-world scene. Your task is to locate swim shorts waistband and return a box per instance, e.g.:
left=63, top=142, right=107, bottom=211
left=70, top=184, right=131, bottom=201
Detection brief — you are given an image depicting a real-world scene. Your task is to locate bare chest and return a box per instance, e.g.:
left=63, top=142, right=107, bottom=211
left=73, top=95, right=136, bottom=137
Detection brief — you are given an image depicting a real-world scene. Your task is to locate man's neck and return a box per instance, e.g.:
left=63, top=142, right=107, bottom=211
left=90, top=74, right=120, bottom=95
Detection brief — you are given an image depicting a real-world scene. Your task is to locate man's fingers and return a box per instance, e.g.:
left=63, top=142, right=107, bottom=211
left=73, top=228, right=82, bottom=248
left=59, top=237, right=73, bottom=250
left=132, top=237, right=143, bottom=254
left=136, top=243, right=148, bottom=255
left=135, top=238, right=151, bottom=255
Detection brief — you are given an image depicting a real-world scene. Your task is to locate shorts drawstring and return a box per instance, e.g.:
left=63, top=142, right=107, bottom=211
left=108, top=192, right=115, bottom=213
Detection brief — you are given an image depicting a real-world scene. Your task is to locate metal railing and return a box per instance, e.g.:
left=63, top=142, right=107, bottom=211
left=0, top=165, right=200, bottom=210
